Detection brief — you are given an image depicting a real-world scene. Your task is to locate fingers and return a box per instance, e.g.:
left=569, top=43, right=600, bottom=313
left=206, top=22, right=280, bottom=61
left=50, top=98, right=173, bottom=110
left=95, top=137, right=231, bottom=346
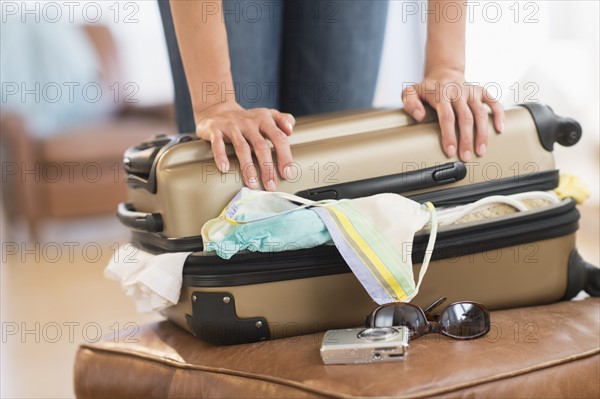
left=402, top=84, right=427, bottom=121
left=482, top=92, right=505, bottom=133
left=469, top=99, right=489, bottom=157
left=435, top=101, right=458, bottom=159
left=241, top=109, right=294, bottom=191
left=452, top=100, right=474, bottom=162
left=260, top=120, right=294, bottom=182
left=245, top=128, right=277, bottom=192
left=406, top=81, right=468, bottom=160
left=227, top=126, right=260, bottom=190
left=271, top=110, right=295, bottom=136
left=207, top=128, right=230, bottom=173
left=224, top=125, right=281, bottom=191
left=198, top=105, right=297, bottom=191
left=404, top=79, right=503, bottom=161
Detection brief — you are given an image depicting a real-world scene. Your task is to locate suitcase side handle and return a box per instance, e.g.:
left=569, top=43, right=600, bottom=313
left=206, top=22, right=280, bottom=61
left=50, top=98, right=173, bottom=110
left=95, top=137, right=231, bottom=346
left=295, top=162, right=467, bottom=201
left=117, top=203, right=164, bottom=233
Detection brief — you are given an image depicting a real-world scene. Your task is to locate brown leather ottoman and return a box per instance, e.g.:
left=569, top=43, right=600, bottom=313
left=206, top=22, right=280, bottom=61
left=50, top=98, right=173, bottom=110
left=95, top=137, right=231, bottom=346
left=74, top=298, right=600, bottom=398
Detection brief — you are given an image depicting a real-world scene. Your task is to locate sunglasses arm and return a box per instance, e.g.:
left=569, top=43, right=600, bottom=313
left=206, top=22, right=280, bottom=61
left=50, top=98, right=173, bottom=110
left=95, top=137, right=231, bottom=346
left=423, top=297, right=447, bottom=314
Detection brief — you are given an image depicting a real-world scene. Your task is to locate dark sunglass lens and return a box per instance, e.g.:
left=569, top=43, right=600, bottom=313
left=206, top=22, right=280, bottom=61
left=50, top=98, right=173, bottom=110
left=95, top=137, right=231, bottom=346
left=440, top=303, right=488, bottom=338
left=372, top=305, right=426, bottom=333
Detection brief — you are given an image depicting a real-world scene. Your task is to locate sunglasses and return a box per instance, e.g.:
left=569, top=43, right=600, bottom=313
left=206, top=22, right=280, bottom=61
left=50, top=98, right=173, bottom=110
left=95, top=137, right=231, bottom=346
left=365, top=297, right=490, bottom=340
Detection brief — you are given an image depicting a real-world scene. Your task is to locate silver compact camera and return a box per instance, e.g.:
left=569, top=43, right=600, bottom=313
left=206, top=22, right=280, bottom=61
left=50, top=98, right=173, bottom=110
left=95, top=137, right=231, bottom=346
left=320, top=326, right=410, bottom=365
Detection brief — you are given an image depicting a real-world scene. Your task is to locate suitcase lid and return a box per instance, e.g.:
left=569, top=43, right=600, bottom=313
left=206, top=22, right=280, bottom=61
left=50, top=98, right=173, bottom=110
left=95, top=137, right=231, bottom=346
left=123, top=104, right=580, bottom=195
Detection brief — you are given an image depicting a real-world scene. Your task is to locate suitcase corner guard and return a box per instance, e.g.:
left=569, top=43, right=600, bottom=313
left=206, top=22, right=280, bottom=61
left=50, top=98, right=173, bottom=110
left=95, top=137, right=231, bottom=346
left=186, top=292, right=271, bottom=345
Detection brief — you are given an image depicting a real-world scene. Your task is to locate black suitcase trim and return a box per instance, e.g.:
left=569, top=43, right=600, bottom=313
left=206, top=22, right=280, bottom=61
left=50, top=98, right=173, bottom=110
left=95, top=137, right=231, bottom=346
left=181, top=199, right=580, bottom=287
left=130, top=230, right=202, bottom=253
left=409, top=169, right=559, bottom=205
left=128, top=170, right=560, bottom=253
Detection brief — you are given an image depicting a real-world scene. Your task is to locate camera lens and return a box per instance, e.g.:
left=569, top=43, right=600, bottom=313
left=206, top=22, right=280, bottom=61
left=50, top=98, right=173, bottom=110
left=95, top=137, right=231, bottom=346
left=357, top=327, right=398, bottom=341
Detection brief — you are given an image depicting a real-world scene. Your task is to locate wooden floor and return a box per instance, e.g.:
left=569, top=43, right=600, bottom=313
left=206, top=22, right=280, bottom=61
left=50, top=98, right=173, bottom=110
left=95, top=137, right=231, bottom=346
left=1, top=207, right=598, bottom=398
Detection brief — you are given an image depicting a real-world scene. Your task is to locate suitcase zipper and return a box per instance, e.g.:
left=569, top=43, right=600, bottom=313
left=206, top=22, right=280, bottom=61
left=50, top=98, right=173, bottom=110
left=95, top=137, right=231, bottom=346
left=408, top=170, right=560, bottom=206
left=182, top=199, right=579, bottom=287
left=131, top=170, right=560, bottom=252
left=410, top=199, right=578, bottom=263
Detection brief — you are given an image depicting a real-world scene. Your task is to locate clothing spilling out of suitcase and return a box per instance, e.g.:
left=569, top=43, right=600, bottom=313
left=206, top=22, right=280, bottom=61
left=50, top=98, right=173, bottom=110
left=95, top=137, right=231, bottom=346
left=2, top=2, right=599, bottom=398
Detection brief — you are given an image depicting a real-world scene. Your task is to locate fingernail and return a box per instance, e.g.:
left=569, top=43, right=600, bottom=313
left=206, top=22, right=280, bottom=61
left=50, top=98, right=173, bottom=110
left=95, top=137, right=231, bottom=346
left=447, top=145, right=456, bottom=157
left=286, top=122, right=293, bottom=133
left=248, top=177, right=258, bottom=189
left=462, top=151, right=472, bottom=162
left=478, top=143, right=487, bottom=156
left=267, top=180, right=276, bottom=192
left=219, top=162, right=229, bottom=173
left=414, top=109, right=424, bottom=120
left=283, top=166, right=292, bottom=180
left=499, top=121, right=505, bottom=133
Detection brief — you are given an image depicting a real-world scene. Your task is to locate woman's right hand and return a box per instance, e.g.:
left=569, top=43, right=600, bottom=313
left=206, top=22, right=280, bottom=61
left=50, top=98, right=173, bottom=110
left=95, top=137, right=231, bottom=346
left=195, top=101, right=296, bottom=191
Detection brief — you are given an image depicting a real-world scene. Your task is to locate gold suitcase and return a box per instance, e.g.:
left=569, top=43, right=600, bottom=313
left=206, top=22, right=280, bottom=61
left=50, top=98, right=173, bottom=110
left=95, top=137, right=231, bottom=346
left=117, top=104, right=599, bottom=344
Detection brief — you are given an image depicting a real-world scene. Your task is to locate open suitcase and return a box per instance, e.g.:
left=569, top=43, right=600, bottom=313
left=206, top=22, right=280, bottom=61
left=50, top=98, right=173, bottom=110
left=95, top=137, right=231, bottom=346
left=118, top=103, right=600, bottom=344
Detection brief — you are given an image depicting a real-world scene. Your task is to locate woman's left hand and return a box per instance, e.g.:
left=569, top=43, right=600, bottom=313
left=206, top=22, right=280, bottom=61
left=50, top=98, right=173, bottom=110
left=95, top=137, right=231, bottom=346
left=402, top=68, right=505, bottom=162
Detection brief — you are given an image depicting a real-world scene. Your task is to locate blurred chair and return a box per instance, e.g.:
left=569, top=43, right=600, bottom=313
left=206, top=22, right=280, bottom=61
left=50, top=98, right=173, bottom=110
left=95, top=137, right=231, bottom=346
left=0, top=25, right=176, bottom=240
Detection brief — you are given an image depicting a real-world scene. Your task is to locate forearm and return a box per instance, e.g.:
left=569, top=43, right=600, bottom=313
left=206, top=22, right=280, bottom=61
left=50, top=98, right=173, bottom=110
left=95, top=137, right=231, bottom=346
left=169, top=0, right=233, bottom=120
left=424, top=0, right=466, bottom=75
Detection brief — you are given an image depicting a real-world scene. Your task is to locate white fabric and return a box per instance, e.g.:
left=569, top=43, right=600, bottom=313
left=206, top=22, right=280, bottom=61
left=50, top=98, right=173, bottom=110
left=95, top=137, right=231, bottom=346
left=104, top=245, right=192, bottom=312
left=436, top=191, right=560, bottom=226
